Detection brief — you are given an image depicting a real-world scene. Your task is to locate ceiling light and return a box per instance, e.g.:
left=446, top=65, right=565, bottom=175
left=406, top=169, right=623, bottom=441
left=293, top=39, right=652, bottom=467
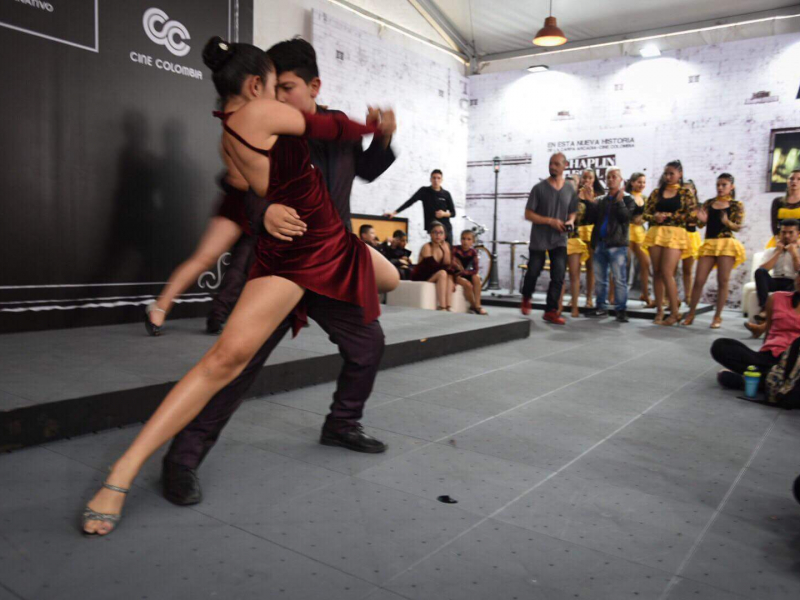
left=527, top=65, right=549, bottom=73
left=533, top=0, right=567, bottom=47
left=639, top=44, right=661, bottom=57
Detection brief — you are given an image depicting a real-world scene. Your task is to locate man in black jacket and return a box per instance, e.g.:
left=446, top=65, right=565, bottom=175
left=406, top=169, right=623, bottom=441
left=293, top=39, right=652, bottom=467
left=161, top=39, right=397, bottom=506
left=587, top=167, right=636, bottom=322
left=386, top=170, right=456, bottom=243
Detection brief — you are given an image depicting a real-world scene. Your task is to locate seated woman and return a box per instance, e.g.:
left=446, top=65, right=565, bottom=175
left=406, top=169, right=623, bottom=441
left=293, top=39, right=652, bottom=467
left=712, top=272, right=800, bottom=391
left=683, top=173, right=746, bottom=329
left=412, top=221, right=458, bottom=311
left=453, top=229, right=487, bottom=315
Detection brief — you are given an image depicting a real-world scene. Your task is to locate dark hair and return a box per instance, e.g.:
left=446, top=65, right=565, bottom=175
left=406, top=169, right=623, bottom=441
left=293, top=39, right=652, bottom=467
left=460, top=230, right=474, bottom=237
left=203, top=36, right=273, bottom=105
left=431, top=169, right=443, bottom=177
left=625, top=172, right=646, bottom=193
left=581, top=169, right=605, bottom=196
left=659, top=160, right=684, bottom=197
left=428, top=220, right=445, bottom=233
left=717, top=173, right=736, bottom=199
left=781, top=219, right=800, bottom=230
left=392, top=229, right=407, bottom=239
left=266, top=37, right=319, bottom=82
left=359, top=224, right=374, bottom=235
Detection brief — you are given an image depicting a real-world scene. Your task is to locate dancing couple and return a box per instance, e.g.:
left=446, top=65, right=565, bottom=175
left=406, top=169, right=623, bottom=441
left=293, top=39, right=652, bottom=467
left=82, top=37, right=398, bottom=535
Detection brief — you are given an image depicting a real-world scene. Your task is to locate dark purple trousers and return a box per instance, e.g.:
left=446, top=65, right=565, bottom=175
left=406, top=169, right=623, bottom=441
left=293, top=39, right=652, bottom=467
left=207, top=235, right=256, bottom=324
left=165, top=292, right=385, bottom=470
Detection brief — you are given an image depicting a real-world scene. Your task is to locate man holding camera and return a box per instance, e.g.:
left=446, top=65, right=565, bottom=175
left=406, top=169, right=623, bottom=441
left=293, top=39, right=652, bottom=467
left=520, top=153, right=578, bottom=324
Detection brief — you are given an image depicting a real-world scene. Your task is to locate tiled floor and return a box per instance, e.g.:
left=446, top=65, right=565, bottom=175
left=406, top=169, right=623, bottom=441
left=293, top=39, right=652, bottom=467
left=2, top=308, right=799, bottom=599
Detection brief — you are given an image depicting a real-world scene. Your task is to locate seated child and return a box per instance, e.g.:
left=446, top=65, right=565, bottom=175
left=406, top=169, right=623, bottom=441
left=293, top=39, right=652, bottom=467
left=453, top=230, right=488, bottom=315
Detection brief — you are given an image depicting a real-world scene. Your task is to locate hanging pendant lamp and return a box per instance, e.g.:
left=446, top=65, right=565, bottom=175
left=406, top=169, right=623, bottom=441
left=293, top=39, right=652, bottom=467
left=533, top=0, right=567, bottom=47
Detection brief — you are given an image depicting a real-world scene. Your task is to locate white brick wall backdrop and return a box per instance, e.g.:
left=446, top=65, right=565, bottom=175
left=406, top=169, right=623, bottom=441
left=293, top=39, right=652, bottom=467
left=311, top=9, right=469, bottom=252
left=467, top=32, right=800, bottom=305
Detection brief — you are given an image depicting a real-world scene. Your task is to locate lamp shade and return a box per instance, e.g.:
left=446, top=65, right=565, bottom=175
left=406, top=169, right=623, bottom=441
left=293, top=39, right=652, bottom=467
left=533, top=16, right=567, bottom=47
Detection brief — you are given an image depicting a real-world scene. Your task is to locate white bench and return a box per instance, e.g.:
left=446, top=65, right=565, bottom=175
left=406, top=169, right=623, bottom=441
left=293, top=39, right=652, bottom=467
left=385, top=280, right=470, bottom=313
left=742, top=250, right=766, bottom=318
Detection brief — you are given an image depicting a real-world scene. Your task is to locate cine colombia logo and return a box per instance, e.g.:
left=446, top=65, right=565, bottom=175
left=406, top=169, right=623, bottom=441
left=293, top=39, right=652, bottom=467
left=130, top=7, right=203, bottom=81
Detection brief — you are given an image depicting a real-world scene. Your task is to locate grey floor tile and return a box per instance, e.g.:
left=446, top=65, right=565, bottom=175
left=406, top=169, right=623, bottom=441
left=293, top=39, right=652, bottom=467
left=492, top=471, right=715, bottom=572
left=361, top=399, right=487, bottom=442
left=679, top=512, right=800, bottom=599
left=232, top=477, right=483, bottom=585
left=357, top=443, right=552, bottom=516
left=385, top=519, right=675, bottom=600
left=0, top=390, right=35, bottom=411
left=0, top=584, right=25, bottom=600
left=264, top=382, right=401, bottom=415
left=359, top=588, right=412, bottom=600
left=661, top=577, right=752, bottom=600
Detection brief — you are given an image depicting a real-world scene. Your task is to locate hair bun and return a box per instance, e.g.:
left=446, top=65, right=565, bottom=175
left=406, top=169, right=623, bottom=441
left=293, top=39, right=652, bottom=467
left=203, top=36, right=235, bottom=72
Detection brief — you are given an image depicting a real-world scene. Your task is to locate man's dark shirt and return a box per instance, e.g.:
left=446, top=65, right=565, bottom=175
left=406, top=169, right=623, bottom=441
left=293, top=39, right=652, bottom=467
left=395, top=186, right=456, bottom=234
left=378, top=241, right=411, bottom=265
left=307, top=106, right=396, bottom=230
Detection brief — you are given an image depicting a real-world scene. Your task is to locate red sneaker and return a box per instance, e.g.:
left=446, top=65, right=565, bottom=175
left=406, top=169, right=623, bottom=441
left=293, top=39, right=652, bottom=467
left=543, top=310, right=566, bottom=325
left=520, top=297, right=532, bottom=315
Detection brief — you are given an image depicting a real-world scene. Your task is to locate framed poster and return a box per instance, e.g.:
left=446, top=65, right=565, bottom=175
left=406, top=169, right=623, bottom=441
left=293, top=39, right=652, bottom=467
left=768, top=127, right=800, bottom=192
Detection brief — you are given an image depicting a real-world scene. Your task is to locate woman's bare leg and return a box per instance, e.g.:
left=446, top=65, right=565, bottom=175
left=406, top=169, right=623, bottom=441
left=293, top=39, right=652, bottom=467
left=684, top=256, right=715, bottom=324
left=470, top=275, right=483, bottom=309
left=367, top=246, right=400, bottom=294
left=150, top=217, right=242, bottom=326
left=446, top=275, right=455, bottom=309
left=661, top=249, right=683, bottom=320
left=682, top=257, right=695, bottom=306
left=83, top=276, right=304, bottom=534
left=631, top=242, right=651, bottom=302
left=457, top=277, right=475, bottom=308
left=714, top=256, right=735, bottom=320
left=650, top=246, right=665, bottom=321
left=585, top=252, right=595, bottom=308
left=428, top=270, right=447, bottom=308
left=568, top=254, right=581, bottom=317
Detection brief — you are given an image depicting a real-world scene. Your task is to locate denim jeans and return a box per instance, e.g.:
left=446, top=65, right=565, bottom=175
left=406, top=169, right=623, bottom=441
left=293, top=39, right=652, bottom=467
left=520, top=246, right=567, bottom=312
left=593, top=241, right=628, bottom=311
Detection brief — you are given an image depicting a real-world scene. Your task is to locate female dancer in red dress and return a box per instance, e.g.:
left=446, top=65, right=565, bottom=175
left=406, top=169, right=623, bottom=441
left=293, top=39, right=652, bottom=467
left=82, top=37, right=398, bottom=535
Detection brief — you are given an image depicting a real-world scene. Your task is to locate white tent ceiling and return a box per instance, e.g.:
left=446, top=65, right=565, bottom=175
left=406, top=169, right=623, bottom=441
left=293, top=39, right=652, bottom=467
left=329, top=0, right=800, bottom=72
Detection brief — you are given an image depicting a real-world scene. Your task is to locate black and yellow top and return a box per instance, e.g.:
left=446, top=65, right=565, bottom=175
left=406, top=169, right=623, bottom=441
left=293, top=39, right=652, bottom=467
left=698, top=197, right=744, bottom=239
left=643, top=185, right=698, bottom=228
left=770, top=196, right=800, bottom=236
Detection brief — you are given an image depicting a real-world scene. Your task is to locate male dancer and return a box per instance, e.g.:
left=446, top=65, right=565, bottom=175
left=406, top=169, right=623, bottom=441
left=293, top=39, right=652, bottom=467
left=161, top=38, right=397, bottom=506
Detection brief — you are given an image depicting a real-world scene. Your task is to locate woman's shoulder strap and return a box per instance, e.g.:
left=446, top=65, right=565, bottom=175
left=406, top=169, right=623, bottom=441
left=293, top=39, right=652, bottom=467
left=214, top=110, right=271, bottom=157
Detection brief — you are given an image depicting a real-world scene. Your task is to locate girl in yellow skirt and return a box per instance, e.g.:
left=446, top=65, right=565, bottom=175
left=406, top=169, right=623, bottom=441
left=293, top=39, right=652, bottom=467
left=643, top=160, right=698, bottom=326
left=577, top=169, right=605, bottom=308
left=626, top=172, right=652, bottom=306
left=766, top=169, right=800, bottom=248
left=683, top=173, right=745, bottom=328
left=560, top=198, right=591, bottom=317
left=679, top=180, right=702, bottom=306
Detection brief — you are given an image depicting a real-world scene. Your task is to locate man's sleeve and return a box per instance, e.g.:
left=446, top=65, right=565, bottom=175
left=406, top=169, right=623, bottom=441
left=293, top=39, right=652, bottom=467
left=396, top=188, right=425, bottom=213
left=355, top=136, right=396, bottom=182
left=446, top=191, right=456, bottom=218
left=568, top=189, right=579, bottom=214
left=526, top=185, right=538, bottom=213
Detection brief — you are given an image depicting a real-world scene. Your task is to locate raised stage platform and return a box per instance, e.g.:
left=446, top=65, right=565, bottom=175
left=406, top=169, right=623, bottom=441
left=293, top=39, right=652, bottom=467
left=482, top=291, right=715, bottom=319
left=0, top=306, right=529, bottom=451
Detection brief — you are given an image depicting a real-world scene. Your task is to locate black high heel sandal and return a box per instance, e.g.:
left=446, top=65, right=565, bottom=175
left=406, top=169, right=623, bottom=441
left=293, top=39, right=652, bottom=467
left=144, top=302, right=166, bottom=337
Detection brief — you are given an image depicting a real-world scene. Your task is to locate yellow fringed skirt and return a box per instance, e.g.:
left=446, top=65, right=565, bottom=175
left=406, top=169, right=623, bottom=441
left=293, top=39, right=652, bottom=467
left=578, top=224, right=594, bottom=244
left=567, top=237, right=590, bottom=263
left=629, top=224, right=647, bottom=245
left=681, top=230, right=702, bottom=260
left=698, top=237, right=747, bottom=268
left=643, top=225, right=688, bottom=250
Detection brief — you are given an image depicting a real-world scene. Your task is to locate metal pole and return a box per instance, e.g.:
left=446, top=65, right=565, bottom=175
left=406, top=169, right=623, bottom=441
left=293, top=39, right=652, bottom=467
left=487, top=158, right=501, bottom=290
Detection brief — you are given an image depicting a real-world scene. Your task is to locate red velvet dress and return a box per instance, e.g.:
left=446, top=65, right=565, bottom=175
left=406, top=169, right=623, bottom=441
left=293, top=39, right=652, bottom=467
left=215, top=110, right=381, bottom=335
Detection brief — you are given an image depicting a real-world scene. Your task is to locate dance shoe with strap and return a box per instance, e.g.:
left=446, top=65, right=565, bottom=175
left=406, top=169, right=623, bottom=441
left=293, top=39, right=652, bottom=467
left=82, top=482, right=129, bottom=537
left=144, top=302, right=166, bottom=337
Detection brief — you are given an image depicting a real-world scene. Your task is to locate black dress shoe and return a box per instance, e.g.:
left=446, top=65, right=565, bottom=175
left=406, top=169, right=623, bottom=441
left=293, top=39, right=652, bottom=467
left=320, top=424, right=387, bottom=454
left=793, top=475, right=800, bottom=506
left=206, top=316, right=223, bottom=335
left=162, top=459, right=202, bottom=506
left=615, top=310, right=629, bottom=323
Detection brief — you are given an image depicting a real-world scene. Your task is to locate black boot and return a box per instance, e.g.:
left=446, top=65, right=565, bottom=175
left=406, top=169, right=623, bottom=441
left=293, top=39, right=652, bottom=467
left=162, top=459, right=202, bottom=506
left=206, top=316, right=223, bottom=335
left=320, top=424, right=387, bottom=454
left=615, top=310, right=629, bottom=323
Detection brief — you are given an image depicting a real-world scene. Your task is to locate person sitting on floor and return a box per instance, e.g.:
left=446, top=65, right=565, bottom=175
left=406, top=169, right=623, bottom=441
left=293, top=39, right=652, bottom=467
left=378, top=229, right=412, bottom=280
left=411, top=221, right=458, bottom=311
left=712, top=271, right=800, bottom=391
left=453, top=229, right=488, bottom=315
left=359, top=224, right=379, bottom=248
left=747, top=219, right=800, bottom=335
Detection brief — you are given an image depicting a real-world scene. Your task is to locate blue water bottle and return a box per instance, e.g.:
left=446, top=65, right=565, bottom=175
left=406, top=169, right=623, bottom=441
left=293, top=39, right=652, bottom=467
left=743, top=365, right=760, bottom=398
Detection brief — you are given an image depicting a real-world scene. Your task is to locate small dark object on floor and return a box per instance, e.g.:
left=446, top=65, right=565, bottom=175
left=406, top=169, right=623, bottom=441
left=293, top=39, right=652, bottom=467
left=448, top=439, right=457, bottom=446
left=718, top=370, right=745, bottom=390
left=437, top=495, right=458, bottom=504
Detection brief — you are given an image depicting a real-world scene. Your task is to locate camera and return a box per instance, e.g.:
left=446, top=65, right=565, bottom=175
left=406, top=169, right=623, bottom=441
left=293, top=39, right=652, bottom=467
left=565, top=223, right=574, bottom=233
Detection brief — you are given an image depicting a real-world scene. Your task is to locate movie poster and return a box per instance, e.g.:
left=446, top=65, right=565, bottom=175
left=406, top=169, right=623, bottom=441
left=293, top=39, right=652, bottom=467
left=768, top=127, right=800, bottom=192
